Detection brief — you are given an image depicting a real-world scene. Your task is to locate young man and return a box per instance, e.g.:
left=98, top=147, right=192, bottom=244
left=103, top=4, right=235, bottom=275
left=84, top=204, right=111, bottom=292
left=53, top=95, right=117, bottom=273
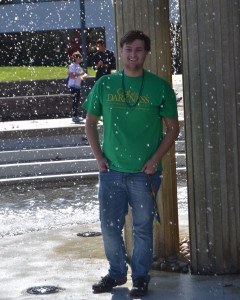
left=83, top=30, right=179, bottom=297
left=92, top=39, right=116, bottom=81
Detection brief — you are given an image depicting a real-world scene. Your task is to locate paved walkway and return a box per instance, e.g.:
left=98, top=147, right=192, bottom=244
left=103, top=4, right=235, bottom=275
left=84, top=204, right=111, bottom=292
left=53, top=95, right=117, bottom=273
left=1, top=224, right=240, bottom=300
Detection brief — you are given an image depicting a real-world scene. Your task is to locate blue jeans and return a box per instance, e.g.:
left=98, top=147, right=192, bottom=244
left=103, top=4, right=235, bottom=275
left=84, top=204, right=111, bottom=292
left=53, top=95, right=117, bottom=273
left=98, top=169, right=161, bottom=282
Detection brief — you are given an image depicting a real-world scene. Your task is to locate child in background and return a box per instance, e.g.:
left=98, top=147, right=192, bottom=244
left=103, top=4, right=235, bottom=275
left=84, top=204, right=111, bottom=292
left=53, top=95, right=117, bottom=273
left=68, top=51, right=87, bottom=122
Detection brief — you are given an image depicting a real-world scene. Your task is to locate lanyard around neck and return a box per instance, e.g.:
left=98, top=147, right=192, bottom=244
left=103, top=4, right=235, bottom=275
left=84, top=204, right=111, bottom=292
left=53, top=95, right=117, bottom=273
left=122, top=69, right=144, bottom=108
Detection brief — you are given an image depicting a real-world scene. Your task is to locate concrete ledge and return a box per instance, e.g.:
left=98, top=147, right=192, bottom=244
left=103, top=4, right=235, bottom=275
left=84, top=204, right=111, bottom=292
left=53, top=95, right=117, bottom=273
left=0, top=94, right=73, bottom=121
left=0, top=118, right=103, bottom=151
left=0, top=158, right=98, bottom=179
left=0, top=145, right=94, bottom=163
left=175, top=153, right=186, bottom=168
left=0, top=118, right=86, bottom=137
left=0, top=133, right=88, bottom=151
left=0, top=171, right=99, bottom=187
left=0, top=78, right=95, bottom=97
left=0, top=77, right=95, bottom=121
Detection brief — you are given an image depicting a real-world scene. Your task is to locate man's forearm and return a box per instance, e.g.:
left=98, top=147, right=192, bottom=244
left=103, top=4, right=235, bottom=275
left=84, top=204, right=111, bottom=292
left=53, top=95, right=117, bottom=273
left=154, top=118, right=179, bottom=162
left=152, top=129, right=178, bottom=165
left=142, top=118, right=179, bottom=174
left=85, top=121, right=104, bottom=161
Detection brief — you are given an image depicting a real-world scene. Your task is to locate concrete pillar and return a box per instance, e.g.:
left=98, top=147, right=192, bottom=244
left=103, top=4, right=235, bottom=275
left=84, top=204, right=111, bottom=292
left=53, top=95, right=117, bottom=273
left=180, top=0, right=240, bottom=274
left=114, top=0, right=179, bottom=260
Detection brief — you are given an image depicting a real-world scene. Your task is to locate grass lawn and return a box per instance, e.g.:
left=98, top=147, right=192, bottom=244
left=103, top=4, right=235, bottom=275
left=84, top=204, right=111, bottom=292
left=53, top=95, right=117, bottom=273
left=0, top=66, right=96, bottom=82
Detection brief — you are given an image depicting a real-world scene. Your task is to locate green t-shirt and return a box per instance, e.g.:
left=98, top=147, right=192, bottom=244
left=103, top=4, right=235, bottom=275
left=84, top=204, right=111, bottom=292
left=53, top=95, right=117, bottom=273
left=83, top=70, right=178, bottom=173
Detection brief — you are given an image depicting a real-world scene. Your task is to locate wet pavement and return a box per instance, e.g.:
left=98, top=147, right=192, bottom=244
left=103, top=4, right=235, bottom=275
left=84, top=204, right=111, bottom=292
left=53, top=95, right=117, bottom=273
left=1, top=223, right=240, bottom=300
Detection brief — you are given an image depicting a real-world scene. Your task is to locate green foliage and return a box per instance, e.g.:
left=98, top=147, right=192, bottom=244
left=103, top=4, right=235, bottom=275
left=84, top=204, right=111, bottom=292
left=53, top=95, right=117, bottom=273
left=0, top=66, right=96, bottom=82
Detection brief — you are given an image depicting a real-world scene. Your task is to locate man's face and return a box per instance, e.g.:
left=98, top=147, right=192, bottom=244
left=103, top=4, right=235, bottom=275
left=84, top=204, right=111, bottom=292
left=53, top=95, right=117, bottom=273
left=96, top=43, right=105, bottom=52
left=120, top=39, right=148, bottom=75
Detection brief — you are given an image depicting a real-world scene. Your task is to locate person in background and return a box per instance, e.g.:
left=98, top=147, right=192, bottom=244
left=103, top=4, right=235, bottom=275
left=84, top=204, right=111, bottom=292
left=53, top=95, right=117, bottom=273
left=68, top=51, right=87, bottom=123
left=83, top=30, right=179, bottom=297
left=92, top=39, right=116, bottom=81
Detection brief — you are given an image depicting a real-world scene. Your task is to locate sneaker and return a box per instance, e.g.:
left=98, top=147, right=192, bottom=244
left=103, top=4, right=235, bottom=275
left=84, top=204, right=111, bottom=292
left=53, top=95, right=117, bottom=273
left=130, top=277, right=148, bottom=297
left=72, top=116, right=83, bottom=123
left=92, top=274, right=127, bottom=293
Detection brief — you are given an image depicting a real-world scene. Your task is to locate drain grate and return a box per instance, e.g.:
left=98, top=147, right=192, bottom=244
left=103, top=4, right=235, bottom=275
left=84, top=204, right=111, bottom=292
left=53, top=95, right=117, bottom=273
left=27, top=285, right=63, bottom=295
left=77, top=231, right=102, bottom=237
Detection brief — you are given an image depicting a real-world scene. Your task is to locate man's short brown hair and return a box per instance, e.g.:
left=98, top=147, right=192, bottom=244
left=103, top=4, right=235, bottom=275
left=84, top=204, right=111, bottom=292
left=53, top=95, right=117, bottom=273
left=120, top=30, right=151, bottom=51
left=97, top=39, right=105, bottom=46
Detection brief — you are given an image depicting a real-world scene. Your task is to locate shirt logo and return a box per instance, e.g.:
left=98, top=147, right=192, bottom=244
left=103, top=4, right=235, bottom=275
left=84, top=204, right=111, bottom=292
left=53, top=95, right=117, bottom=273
left=107, top=88, right=150, bottom=109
